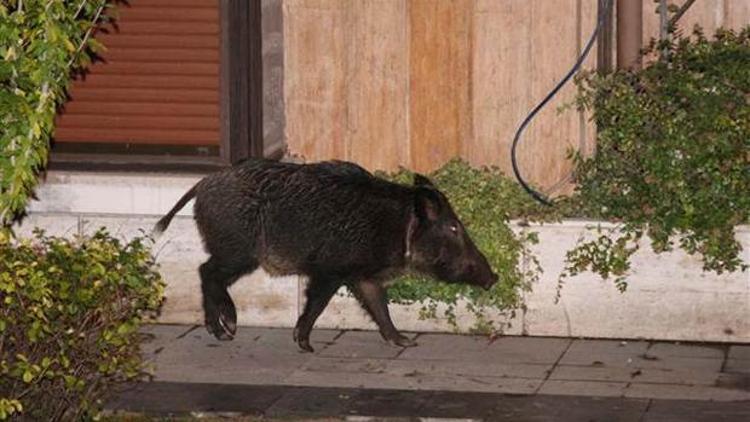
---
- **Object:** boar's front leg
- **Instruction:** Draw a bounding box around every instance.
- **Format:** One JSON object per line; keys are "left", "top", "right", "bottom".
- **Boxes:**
{"left": 351, "top": 280, "right": 417, "bottom": 348}
{"left": 199, "top": 257, "right": 254, "bottom": 341}
{"left": 294, "top": 277, "right": 342, "bottom": 353}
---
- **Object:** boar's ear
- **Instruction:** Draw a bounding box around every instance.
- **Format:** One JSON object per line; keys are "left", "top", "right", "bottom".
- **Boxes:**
{"left": 413, "top": 173, "right": 435, "bottom": 188}
{"left": 414, "top": 188, "right": 442, "bottom": 222}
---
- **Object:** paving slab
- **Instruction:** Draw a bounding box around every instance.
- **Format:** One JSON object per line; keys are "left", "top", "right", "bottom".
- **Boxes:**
{"left": 106, "top": 381, "right": 750, "bottom": 421}
{"left": 399, "top": 334, "right": 568, "bottom": 365}
{"left": 484, "top": 336, "right": 571, "bottom": 364}
{"left": 559, "top": 343, "right": 723, "bottom": 374}
{"left": 549, "top": 364, "right": 721, "bottom": 385}
{"left": 302, "top": 357, "right": 391, "bottom": 374}
{"left": 265, "top": 387, "right": 363, "bottom": 418}
{"left": 725, "top": 358, "right": 750, "bottom": 374}
{"left": 397, "top": 333, "right": 494, "bottom": 361}
{"left": 716, "top": 373, "right": 750, "bottom": 391}
{"left": 559, "top": 339, "right": 649, "bottom": 366}
{"left": 318, "top": 330, "right": 416, "bottom": 359}
{"left": 345, "top": 389, "right": 437, "bottom": 419}
{"left": 625, "top": 355, "right": 724, "bottom": 372}
{"left": 648, "top": 342, "right": 726, "bottom": 359}
{"left": 411, "top": 391, "right": 499, "bottom": 420}
{"left": 385, "top": 358, "right": 552, "bottom": 380}
{"left": 490, "top": 394, "right": 649, "bottom": 422}
{"left": 108, "top": 381, "right": 287, "bottom": 416}
{"left": 402, "top": 374, "right": 542, "bottom": 395}
{"left": 729, "top": 345, "right": 750, "bottom": 360}
{"left": 142, "top": 326, "right": 339, "bottom": 385}
{"left": 565, "top": 339, "right": 649, "bottom": 356}
{"left": 537, "top": 380, "right": 627, "bottom": 398}
{"left": 624, "top": 383, "right": 750, "bottom": 401}
{"left": 285, "top": 366, "right": 426, "bottom": 390}
{"left": 295, "top": 356, "right": 545, "bottom": 394}
{"left": 642, "top": 399, "right": 750, "bottom": 422}
{"left": 251, "top": 326, "right": 342, "bottom": 353}
{"left": 128, "top": 324, "right": 750, "bottom": 419}
{"left": 286, "top": 364, "right": 541, "bottom": 394}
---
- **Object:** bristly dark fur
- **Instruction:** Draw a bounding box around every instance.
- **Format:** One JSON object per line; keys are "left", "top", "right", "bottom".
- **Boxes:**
{"left": 155, "top": 158, "right": 497, "bottom": 352}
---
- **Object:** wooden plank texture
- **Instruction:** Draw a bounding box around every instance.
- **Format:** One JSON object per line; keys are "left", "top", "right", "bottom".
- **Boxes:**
{"left": 282, "top": 0, "right": 749, "bottom": 183}
{"left": 346, "top": 0, "right": 409, "bottom": 170}
{"left": 470, "top": 0, "right": 532, "bottom": 172}
{"left": 524, "top": 0, "right": 579, "bottom": 192}
{"left": 409, "top": 0, "right": 473, "bottom": 173}
{"left": 284, "top": 0, "right": 349, "bottom": 160}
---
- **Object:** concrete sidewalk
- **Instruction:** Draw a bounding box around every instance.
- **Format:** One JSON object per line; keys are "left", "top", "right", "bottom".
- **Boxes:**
{"left": 108, "top": 324, "right": 750, "bottom": 420}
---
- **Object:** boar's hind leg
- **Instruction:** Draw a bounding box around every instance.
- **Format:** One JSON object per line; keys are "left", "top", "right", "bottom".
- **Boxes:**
{"left": 199, "top": 257, "right": 256, "bottom": 341}
{"left": 294, "top": 277, "right": 342, "bottom": 353}
{"left": 351, "top": 281, "right": 417, "bottom": 348}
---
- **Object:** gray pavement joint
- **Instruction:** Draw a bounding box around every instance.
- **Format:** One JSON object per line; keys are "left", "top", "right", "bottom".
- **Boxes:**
{"left": 533, "top": 337, "right": 573, "bottom": 394}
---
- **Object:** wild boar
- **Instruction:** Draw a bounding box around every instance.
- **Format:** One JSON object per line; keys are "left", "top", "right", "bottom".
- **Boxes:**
{"left": 154, "top": 158, "right": 497, "bottom": 352}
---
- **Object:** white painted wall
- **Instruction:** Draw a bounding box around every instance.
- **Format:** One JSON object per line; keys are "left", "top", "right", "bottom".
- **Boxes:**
{"left": 21, "top": 172, "right": 750, "bottom": 343}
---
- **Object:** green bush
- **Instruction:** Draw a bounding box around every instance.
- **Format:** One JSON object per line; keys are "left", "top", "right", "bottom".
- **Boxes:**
{"left": 565, "top": 26, "right": 750, "bottom": 288}
{"left": 0, "top": 229, "right": 164, "bottom": 420}
{"left": 378, "top": 159, "right": 545, "bottom": 334}
{"left": 0, "top": 0, "right": 113, "bottom": 226}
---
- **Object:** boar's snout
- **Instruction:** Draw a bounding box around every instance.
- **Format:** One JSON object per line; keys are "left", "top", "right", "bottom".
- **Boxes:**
{"left": 463, "top": 257, "right": 498, "bottom": 290}
{"left": 483, "top": 271, "right": 499, "bottom": 290}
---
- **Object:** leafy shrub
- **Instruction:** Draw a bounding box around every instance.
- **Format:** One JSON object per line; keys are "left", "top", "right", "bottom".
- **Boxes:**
{"left": 0, "top": 229, "right": 164, "bottom": 420}
{"left": 0, "top": 0, "right": 113, "bottom": 226}
{"left": 379, "top": 159, "right": 544, "bottom": 334}
{"left": 565, "top": 27, "right": 750, "bottom": 288}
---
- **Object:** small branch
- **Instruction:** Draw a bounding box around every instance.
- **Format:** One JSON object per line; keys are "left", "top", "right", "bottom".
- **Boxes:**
{"left": 66, "top": 1, "right": 106, "bottom": 68}
{"left": 668, "top": 0, "right": 698, "bottom": 29}
{"left": 659, "top": 0, "right": 669, "bottom": 60}
{"left": 72, "top": 0, "right": 88, "bottom": 20}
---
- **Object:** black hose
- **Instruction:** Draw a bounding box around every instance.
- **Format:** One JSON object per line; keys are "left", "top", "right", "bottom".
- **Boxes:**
{"left": 510, "top": 0, "right": 613, "bottom": 206}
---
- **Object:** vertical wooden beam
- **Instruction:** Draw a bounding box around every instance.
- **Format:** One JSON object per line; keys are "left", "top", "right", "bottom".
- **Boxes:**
{"left": 617, "top": 0, "right": 642, "bottom": 70}
{"left": 409, "top": 0, "right": 473, "bottom": 173}
{"left": 248, "top": 0, "right": 264, "bottom": 159}
{"left": 220, "top": 0, "right": 263, "bottom": 164}
{"left": 596, "top": 0, "right": 614, "bottom": 73}
{"left": 283, "top": 1, "right": 348, "bottom": 163}
{"left": 346, "top": 0, "right": 409, "bottom": 170}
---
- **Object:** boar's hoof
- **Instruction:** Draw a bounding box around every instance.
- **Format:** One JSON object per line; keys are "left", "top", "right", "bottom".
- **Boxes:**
{"left": 297, "top": 339, "right": 315, "bottom": 353}
{"left": 206, "top": 314, "right": 236, "bottom": 341}
{"left": 293, "top": 327, "right": 315, "bottom": 353}
{"left": 386, "top": 335, "right": 417, "bottom": 348}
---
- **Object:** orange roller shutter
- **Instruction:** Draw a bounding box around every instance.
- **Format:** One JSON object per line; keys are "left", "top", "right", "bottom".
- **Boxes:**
{"left": 54, "top": 0, "right": 220, "bottom": 147}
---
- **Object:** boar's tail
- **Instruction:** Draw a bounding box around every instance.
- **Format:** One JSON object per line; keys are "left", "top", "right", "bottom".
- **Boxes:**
{"left": 152, "top": 184, "right": 198, "bottom": 236}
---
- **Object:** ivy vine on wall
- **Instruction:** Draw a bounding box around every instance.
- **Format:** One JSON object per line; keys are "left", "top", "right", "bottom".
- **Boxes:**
{"left": 0, "top": 0, "right": 113, "bottom": 226}
{"left": 562, "top": 27, "right": 750, "bottom": 289}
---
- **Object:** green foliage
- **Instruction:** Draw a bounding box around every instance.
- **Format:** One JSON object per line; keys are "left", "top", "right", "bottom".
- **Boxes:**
{"left": 566, "top": 27, "right": 750, "bottom": 288}
{"left": 0, "top": 0, "right": 113, "bottom": 226}
{"left": 378, "top": 159, "right": 543, "bottom": 334}
{"left": 0, "top": 229, "right": 164, "bottom": 420}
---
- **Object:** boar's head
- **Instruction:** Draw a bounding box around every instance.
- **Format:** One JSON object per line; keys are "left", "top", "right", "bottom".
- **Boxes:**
{"left": 407, "top": 174, "right": 499, "bottom": 290}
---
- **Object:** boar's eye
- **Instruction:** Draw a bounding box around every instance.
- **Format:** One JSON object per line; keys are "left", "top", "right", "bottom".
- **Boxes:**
{"left": 449, "top": 224, "right": 459, "bottom": 234}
